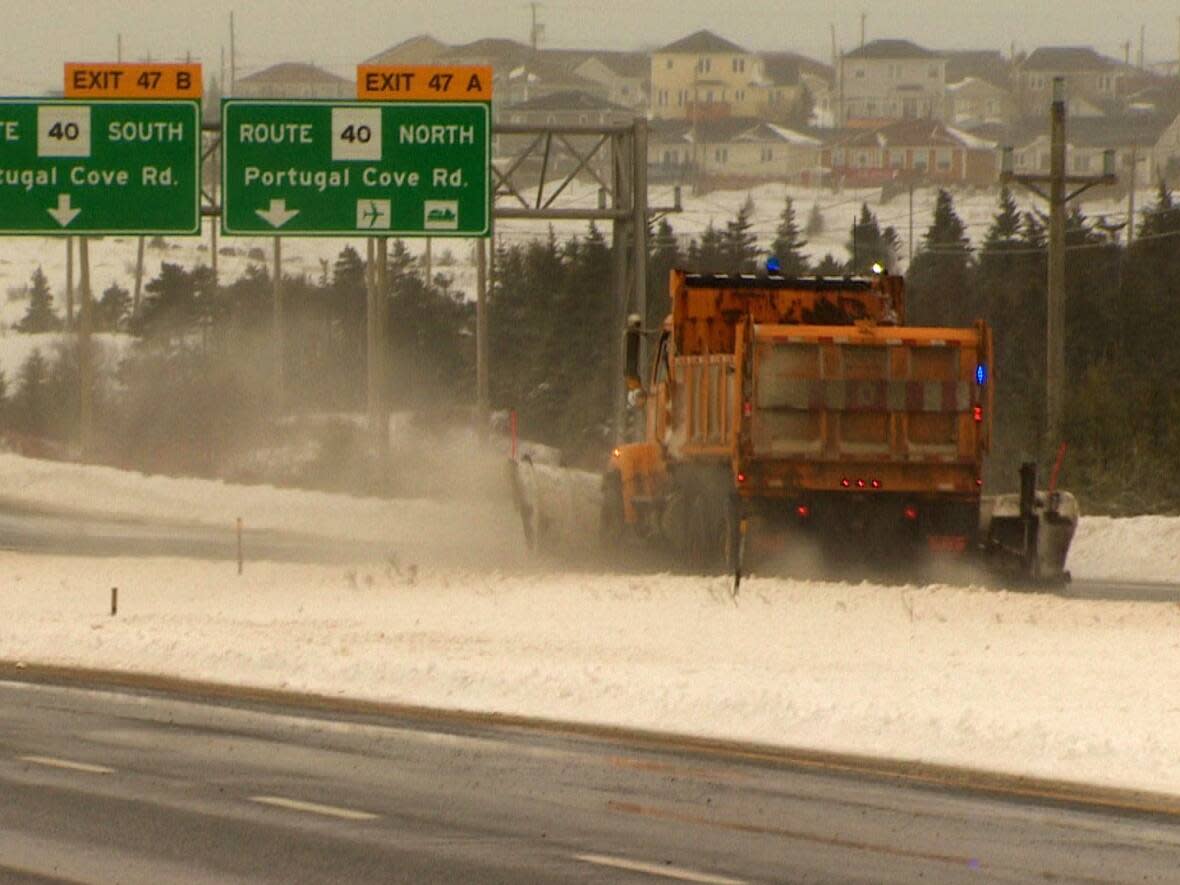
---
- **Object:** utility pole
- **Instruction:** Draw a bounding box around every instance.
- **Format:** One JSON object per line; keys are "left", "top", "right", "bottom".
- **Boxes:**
{"left": 78, "top": 238, "right": 93, "bottom": 458}
{"left": 528, "top": 2, "right": 544, "bottom": 52}
{"left": 273, "top": 237, "right": 283, "bottom": 406}
{"left": 367, "top": 237, "right": 388, "bottom": 457}
{"left": 229, "top": 11, "right": 237, "bottom": 94}
{"left": 65, "top": 238, "right": 74, "bottom": 328}
{"left": 1001, "top": 77, "right": 1116, "bottom": 454}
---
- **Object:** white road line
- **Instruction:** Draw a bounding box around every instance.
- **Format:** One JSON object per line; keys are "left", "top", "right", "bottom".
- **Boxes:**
{"left": 249, "top": 795, "right": 378, "bottom": 821}
{"left": 573, "top": 853, "right": 747, "bottom": 884}
{"left": 19, "top": 755, "right": 114, "bottom": 775}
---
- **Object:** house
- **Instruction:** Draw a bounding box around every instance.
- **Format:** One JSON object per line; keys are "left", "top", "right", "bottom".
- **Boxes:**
{"left": 946, "top": 77, "right": 1015, "bottom": 128}
{"left": 363, "top": 35, "right": 449, "bottom": 65}
{"left": 649, "top": 117, "right": 823, "bottom": 188}
{"left": 1010, "top": 114, "right": 1171, "bottom": 188}
{"left": 501, "top": 89, "right": 633, "bottom": 127}
{"left": 498, "top": 58, "right": 607, "bottom": 107}
{"left": 574, "top": 53, "right": 650, "bottom": 111}
{"left": 838, "top": 39, "right": 947, "bottom": 125}
{"left": 232, "top": 62, "right": 352, "bottom": 99}
{"left": 821, "top": 119, "right": 996, "bottom": 187}
{"left": 1015, "top": 47, "right": 1128, "bottom": 118}
{"left": 649, "top": 30, "right": 768, "bottom": 121}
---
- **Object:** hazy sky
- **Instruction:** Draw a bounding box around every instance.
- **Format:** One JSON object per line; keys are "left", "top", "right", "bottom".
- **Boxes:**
{"left": 5, "top": 0, "right": 1179, "bottom": 93}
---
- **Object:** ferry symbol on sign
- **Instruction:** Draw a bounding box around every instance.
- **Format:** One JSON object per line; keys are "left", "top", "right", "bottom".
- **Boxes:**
{"left": 357, "top": 198, "right": 391, "bottom": 230}
{"left": 423, "top": 200, "right": 458, "bottom": 231}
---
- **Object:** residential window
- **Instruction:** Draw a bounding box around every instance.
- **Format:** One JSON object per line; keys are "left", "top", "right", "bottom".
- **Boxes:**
{"left": 935, "top": 148, "right": 952, "bottom": 171}
{"left": 889, "top": 149, "right": 905, "bottom": 168}
{"left": 697, "top": 57, "right": 711, "bottom": 73}
{"left": 677, "top": 89, "right": 685, "bottom": 106}
{"left": 715, "top": 147, "right": 728, "bottom": 163}
{"left": 706, "top": 90, "right": 714, "bottom": 103}
{"left": 663, "top": 149, "right": 678, "bottom": 164}
{"left": 855, "top": 151, "right": 870, "bottom": 168}
{"left": 735, "top": 89, "right": 745, "bottom": 102}
{"left": 761, "top": 147, "right": 774, "bottom": 162}
{"left": 928, "top": 65, "right": 939, "bottom": 78}
{"left": 666, "top": 59, "right": 673, "bottom": 69}
{"left": 866, "top": 100, "right": 877, "bottom": 115}
{"left": 854, "top": 67, "right": 865, "bottom": 79}
{"left": 732, "top": 57, "right": 745, "bottom": 73}
{"left": 658, "top": 89, "right": 668, "bottom": 106}
{"left": 833, "top": 148, "right": 845, "bottom": 165}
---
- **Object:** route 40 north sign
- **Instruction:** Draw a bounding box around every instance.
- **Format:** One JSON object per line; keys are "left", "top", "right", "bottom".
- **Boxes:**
{"left": 221, "top": 100, "right": 490, "bottom": 237}
{"left": 0, "top": 100, "right": 200, "bottom": 235}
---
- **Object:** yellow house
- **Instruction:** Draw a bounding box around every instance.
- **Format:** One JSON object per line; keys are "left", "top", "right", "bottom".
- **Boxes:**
{"left": 650, "top": 30, "right": 770, "bottom": 121}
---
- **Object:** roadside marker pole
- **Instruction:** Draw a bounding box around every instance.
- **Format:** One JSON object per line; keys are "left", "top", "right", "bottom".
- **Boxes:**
{"left": 110, "top": 587, "right": 117, "bottom": 616}
{"left": 236, "top": 518, "right": 243, "bottom": 575}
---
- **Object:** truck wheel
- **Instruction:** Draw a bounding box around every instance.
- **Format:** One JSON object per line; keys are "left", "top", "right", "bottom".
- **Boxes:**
{"left": 686, "top": 488, "right": 737, "bottom": 574}
{"left": 600, "top": 472, "right": 625, "bottom": 550}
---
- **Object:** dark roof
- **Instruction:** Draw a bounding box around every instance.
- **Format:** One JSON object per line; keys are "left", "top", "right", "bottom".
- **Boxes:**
{"left": 1022, "top": 47, "right": 1119, "bottom": 72}
{"left": 506, "top": 89, "right": 631, "bottom": 112}
{"left": 1008, "top": 113, "right": 1171, "bottom": 147}
{"left": 236, "top": 62, "right": 349, "bottom": 85}
{"left": 442, "top": 38, "right": 533, "bottom": 67}
{"left": 761, "top": 51, "right": 832, "bottom": 86}
{"left": 657, "top": 30, "right": 747, "bottom": 54}
{"left": 539, "top": 49, "right": 650, "bottom": 79}
{"left": 943, "top": 49, "right": 1012, "bottom": 89}
{"left": 826, "top": 119, "right": 981, "bottom": 149}
{"left": 363, "top": 35, "right": 448, "bottom": 65}
{"left": 844, "top": 39, "right": 939, "bottom": 61}
{"left": 649, "top": 116, "right": 823, "bottom": 145}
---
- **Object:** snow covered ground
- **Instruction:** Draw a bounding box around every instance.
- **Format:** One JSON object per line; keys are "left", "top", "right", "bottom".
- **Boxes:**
{"left": 1, "top": 451, "right": 1180, "bottom": 796}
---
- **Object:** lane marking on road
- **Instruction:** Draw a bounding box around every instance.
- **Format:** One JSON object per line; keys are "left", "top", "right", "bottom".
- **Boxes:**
{"left": 573, "top": 853, "right": 746, "bottom": 884}
{"left": 249, "top": 795, "right": 378, "bottom": 821}
{"left": 607, "top": 800, "right": 979, "bottom": 868}
{"left": 18, "top": 755, "right": 115, "bottom": 775}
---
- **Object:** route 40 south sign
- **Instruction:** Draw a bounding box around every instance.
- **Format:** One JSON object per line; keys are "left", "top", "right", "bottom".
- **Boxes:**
{"left": 0, "top": 100, "right": 200, "bottom": 235}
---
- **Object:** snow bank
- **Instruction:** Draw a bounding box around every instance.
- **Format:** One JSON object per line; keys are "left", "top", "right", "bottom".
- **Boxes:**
{"left": 1069, "top": 515, "right": 1180, "bottom": 584}
{"left": 0, "top": 449, "right": 527, "bottom": 569}
{"left": 3, "top": 555, "right": 1180, "bottom": 796}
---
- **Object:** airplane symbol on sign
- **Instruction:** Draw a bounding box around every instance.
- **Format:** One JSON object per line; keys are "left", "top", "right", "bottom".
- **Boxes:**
{"left": 356, "top": 198, "right": 391, "bottom": 230}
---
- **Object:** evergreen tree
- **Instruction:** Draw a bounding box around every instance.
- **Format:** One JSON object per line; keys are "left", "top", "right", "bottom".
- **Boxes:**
{"left": 647, "top": 217, "right": 682, "bottom": 329}
{"left": 95, "top": 282, "right": 131, "bottom": 332}
{"left": 690, "top": 221, "right": 726, "bottom": 273}
{"left": 16, "top": 267, "right": 61, "bottom": 333}
{"left": 13, "top": 348, "right": 49, "bottom": 435}
{"left": 132, "top": 263, "right": 214, "bottom": 343}
{"left": 805, "top": 202, "right": 825, "bottom": 237}
{"left": 906, "top": 188, "right": 974, "bottom": 326}
{"left": 846, "top": 204, "right": 896, "bottom": 274}
{"left": 813, "top": 253, "right": 844, "bottom": 276}
{"left": 721, "top": 195, "right": 761, "bottom": 271}
{"left": 770, "top": 197, "right": 809, "bottom": 276}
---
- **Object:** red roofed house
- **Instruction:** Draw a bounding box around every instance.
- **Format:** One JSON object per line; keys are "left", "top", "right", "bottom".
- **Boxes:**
{"left": 822, "top": 119, "right": 996, "bottom": 187}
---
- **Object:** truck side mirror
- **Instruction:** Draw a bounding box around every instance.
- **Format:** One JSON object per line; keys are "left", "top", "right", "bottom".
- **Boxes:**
{"left": 624, "top": 315, "right": 642, "bottom": 390}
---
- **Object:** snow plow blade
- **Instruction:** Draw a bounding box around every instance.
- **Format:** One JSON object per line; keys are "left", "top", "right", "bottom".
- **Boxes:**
{"left": 979, "top": 463, "right": 1078, "bottom": 586}
{"left": 507, "top": 456, "right": 602, "bottom": 557}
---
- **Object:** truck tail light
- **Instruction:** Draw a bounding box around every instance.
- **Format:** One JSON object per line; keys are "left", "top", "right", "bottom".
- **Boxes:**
{"left": 796, "top": 504, "right": 811, "bottom": 519}
{"left": 903, "top": 505, "right": 919, "bottom": 521}
{"left": 973, "top": 406, "right": 983, "bottom": 423}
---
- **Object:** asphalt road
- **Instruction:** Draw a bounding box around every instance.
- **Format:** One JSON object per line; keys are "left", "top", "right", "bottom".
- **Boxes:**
{"left": 1, "top": 499, "right": 1177, "bottom": 603}
{"left": 2, "top": 678, "right": 1180, "bottom": 884}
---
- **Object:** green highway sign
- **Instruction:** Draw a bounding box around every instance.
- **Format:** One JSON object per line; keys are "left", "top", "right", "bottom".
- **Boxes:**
{"left": 0, "top": 100, "right": 200, "bottom": 235}
{"left": 221, "top": 100, "right": 489, "bottom": 237}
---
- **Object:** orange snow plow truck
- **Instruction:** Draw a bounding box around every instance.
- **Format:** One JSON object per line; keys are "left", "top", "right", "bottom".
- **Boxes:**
{"left": 512, "top": 268, "right": 1077, "bottom": 584}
